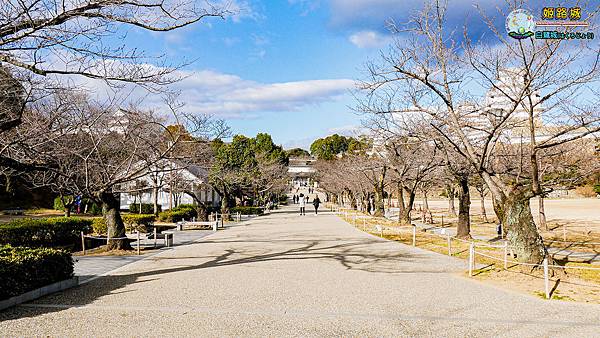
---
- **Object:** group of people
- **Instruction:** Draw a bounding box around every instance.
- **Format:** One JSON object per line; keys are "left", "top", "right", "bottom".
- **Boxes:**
{"left": 292, "top": 193, "right": 320, "bottom": 215}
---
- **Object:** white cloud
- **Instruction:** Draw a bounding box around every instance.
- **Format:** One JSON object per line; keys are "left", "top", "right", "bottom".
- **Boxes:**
{"left": 170, "top": 71, "right": 354, "bottom": 117}
{"left": 70, "top": 68, "right": 354, "bottom": 119}
{"left": 349, "top": 30, "right": 392, "bottom": 48}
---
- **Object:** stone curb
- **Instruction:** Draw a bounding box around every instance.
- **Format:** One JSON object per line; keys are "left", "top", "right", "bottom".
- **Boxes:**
{"left": 0, "top": 277, "right": 79, "bottom": 311}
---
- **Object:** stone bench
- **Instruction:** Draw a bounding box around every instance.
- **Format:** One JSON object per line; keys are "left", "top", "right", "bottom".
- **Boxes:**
{"left": 176, "top": 220, "right": 219, "bottom": 231}
{"left": 1, "top": 208, "right": 24, "bottom": 215}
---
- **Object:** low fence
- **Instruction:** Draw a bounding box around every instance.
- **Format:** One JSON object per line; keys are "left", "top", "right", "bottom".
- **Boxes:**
{"left": 335, "top": 208, "right": 600, "bottom": 300}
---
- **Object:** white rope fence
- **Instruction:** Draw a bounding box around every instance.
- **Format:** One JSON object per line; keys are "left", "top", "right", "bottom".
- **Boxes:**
{"left": 337, "top": 211, "right": 600, "bottom": 300}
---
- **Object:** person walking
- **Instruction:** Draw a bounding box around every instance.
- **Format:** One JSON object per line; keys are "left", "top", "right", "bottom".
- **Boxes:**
{"left": 312, "top": 195, "right": 321, "bottom": 215}
{"left": 299, "top": 193, "right": 306, "bottom": 215}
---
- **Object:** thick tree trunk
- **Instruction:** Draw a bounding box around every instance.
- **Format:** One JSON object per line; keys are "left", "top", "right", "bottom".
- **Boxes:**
{"left": 502, "top": 187, "right": 546, "bottom": 263}
{"left": 538, "top": 196, "right": 547, "bottom": 231}
{"left": 64, "top": 207, "right": 71, "bottom": 217}
{"left": 399, "top": 188, "right": 415, "bottom": 225}
{"left": 422, "top": 191, "right": 429, "bottom": 211}
{"left": 100, "top": 191, "right": 131, "bottom": 250}
{"left": 220, "top": 193, "right": 230, "bottom": 214}
{"left": 456, "top": 176, "right": 471, "bottom": 239}
{"left": 196, "top": 203, "right": 209, "bottom": 221}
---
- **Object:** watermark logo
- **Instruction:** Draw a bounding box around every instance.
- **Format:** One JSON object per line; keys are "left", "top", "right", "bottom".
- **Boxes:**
{"left": 506, "top": 9, "right": 536, "bottom": 39}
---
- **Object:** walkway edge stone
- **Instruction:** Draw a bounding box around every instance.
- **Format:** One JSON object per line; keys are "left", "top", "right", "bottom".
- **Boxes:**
{"left": 0, "top": 277, "right": 79, "bottom": 311}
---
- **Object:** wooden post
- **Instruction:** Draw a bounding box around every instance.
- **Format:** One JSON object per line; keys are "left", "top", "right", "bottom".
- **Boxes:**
{"left": 441, "top": 215, "right": 444, "bottom": 228}
{"left": 447, "top": 234, "right": 451, "bottom": 256}
{"left": 137, "top": 231, "right": 141, "bottom": 256}
{"left": 469, "top": 242, "right": 474, "bottom": 276}
{"left": 412, "top": 225, "right": 416, "bottom": 246}
{"left": 154, "top": 228, "right": 157, "bottom": 248}
{"left": 503, "top": 241, "right": 508, "bottom": 269}
{"left": 543, "top": 258, "right": 550, "bottom": 299}
{"left": 81, "top": 231, "right": 86, "bottom": 255}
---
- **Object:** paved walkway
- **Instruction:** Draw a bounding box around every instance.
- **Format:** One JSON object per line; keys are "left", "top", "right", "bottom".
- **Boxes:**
{"left": 2, "top": 206, "right": 600, "bottom": 337}
{"left": 75, "top": 228, "right": 217, "bottom": 283}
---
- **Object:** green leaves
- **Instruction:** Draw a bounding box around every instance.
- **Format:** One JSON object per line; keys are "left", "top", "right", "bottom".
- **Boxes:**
{"left": 310, "top": 134, "right": 369, "bottom": 160}
{"left": 0, "top": 218, "right": 93, "bottom": 248}
{"left": 0, "top": 245, "right": 73, "bottom": 300}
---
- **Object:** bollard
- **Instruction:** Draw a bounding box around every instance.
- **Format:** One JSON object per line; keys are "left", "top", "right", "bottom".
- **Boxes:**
{"left": 447, "top": 234, "right": 451, "bottom": 256}
{"left": 81, "top": 231, "right": 86, "bottom": 255}
{"left": 543, "top": 258, "right": 550, "bottom": 299}
{"left": 468, "top": 242, "right": 475, "bottom": 276}
{"left": 154, "top": 228, "right": 157, "bottom": 248}
{"left": 136, "top": 231, "right": 141, "bottom": 256}
{"left": 412, "top": 225, "right": 416, "bottom": 246}
{"left": 503, "top": 241, "right": 508, "bottom": 269}
{"left": 213, "top": 220, "right": 217, "bottom": 232}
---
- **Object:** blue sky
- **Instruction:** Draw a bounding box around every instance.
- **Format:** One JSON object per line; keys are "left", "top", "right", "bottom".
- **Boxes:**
{"left": 106, "top": 0, "right": 592, "bottom": 149}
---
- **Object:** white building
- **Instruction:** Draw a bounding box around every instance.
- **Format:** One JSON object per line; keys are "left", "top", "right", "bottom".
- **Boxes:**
{"left": 119, "top": 160, "right": 221, "bottom": 210}
{"left": 288, "top": 157, "right": 316, "bottom": 187}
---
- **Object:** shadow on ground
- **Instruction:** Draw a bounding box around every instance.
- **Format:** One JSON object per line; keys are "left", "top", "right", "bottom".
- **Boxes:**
{"left": 0, "top": 234, "right": 439, "bottom": 321}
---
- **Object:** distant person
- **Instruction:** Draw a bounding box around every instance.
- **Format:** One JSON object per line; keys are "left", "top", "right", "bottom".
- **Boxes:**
{"left": 312, "top": 195, "right": 321, "bottom": 215}
{"left": 299, "top": 193, "right": 306, "bottom": 215}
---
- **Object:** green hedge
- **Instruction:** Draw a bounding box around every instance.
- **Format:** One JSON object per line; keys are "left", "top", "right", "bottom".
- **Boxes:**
{"left": 230, "top": 206, "right": 264, "bottom": 215}
{"left": 0, "top": 217, "right": 92, "bottom": 248}
{"left": 122, "top": 214, "right": 155, "bottom": 232}
{"left": 91, "top": 218, "right": 107, "bottom": 235}
{"left": 129, "top": 203, "right": 161, "bottom": 214}
{"left": 0, "top": 245, "right": 74, "bottom": 300}
{"left": 158, "top": 204, "right": 197, "bottom": 223}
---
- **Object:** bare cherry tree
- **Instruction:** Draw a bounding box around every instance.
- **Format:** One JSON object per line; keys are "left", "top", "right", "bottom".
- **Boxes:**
{"left": 357, "top": 0, "right": 600, "bottom": 263}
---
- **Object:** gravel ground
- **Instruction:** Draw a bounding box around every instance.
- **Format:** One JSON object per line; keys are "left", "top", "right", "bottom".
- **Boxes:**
{"left": 1, "top": 207, "right": 600, "bottom": 337}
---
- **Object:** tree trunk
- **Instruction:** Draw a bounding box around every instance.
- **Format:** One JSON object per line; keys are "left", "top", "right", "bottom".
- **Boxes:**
{"left": 422, "top": 191, "right": 429, "bottom": 211}
{"left": 502, "top": 187, "right": 546, "bottom": 264}
{"left": 373, "top": 184, "right": 385, "bottom": 217}
{"left": 446, "top": 185, "right": 456, "bottom": 215}
{"left": 456, "top": 175, "right": 471, "bottom": 239}
{"left": 397, "top": 182, "right": 405, "bottom": 222}
{"left": 479, "top": 190, "right": 489, "bottom": 223}
{"left": 153, "top": 186, "right": 159, "bottom": 216}
{"left": 196, "top": 203, "right": 209, "bottom": 221}
{"left": 221, "top": 193, "right": 230, "bottom": 214}
{"left": 538, "top": 196, "right": 547, "bottom": 231}
{"left": 399, "top": 188, "right": 415, "bottom": 225}
{"left": 100, "top": 191, "right": 131, "bottom": 250}
{"left": 64, "top": 207, "right": 71, "bottom": 218}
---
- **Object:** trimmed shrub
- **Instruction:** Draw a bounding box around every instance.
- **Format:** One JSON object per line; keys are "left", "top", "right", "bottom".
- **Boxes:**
{"left": 0, "top": 217, "right": 92, "bottom": 249}
{"left": 157, "top": 204, "right": 198, "bottom": 223}
{"left": 230, "top": 206, "right": 264, "bottom": 215}
{"left": 129, "top": 203, "right": 161, "bottom": 214}
{"left": 91, "top": 218, "right": 107, "bottom": 235}
{"left": 122, "top": 214, "right": 155, "bottom": 232}
{"left": 158, "top": 210, "right": 189, "bottom": 223}
{"left": 0, "top": 245, "right": 74, "bottom": 300}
